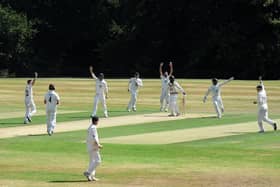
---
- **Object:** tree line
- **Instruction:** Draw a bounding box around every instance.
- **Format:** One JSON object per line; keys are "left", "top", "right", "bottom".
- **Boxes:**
{"left": 0, "top": 0, "right": 280, "bottom": 79}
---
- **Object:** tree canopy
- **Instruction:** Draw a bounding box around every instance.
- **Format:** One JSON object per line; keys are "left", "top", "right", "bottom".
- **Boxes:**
{"left": 0, "top": 0, "right": 280, "bottom": 79}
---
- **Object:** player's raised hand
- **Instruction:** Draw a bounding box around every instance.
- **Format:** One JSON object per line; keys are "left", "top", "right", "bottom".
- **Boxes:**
{"left": 34, "top": 72, "right": 38, "bottom": 78}
{"left": 160, "top": 62, "right": 164, "bottom": 66}
{"left": 89, "top": 66, "right": 93, "bottom": 73}
{"left": 169, "top": 61, "right": 173, "bottom": 66}
{"left": 259, "top": 76, "right": 262, "bottom": 81}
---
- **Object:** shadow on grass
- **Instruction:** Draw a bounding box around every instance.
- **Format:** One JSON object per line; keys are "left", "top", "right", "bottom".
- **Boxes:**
{"left": 28, "top": 134, "right": 48, "bottom": 137}
{"left": 0, "top": 122, "right": 22, "bottom": 125}
{"left": 49, "top": 180, "right": 88, "bottom": 183}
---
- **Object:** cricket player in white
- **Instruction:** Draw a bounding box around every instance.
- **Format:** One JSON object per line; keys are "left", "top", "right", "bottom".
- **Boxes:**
{"left": 44, "top": 84, "right": 60, "bottom": 136}
{"left": 159, "top": 62, "right": 173, "bottom": 112}
{"left": 24, "top": 72, "right": 38, "bottom": 124}
{"left": 254, "top": 76, "right": 277, "bottom": 133}
{"left": 203, "top": 77, "right": 234, "bottom": 118}
{"left": 168, "top": 76, "right": 186, "bottom": 116}
{"left": 84, "top": 116, "right": 102, "bottom": 182}
{"left": 127, "top": 72, "right": 143, "bottom": 112}
{"left": 89, "top": 66, "right": 108, "bottom": 118}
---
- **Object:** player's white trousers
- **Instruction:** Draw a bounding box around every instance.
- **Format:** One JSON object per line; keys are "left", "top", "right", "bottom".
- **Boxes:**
{"left": 86, "top": 144, "right": 101, "bottom": 177}
{"left": 128, "top": 91, "right": 138, "bottom": 111}
{"left": 169, "top": 94, "right": 180, "bottom": 115}
{"left": 160, "top": 89, "right": 169, "bottom": 110}
{"left": 258, "top": 107, "right": 275, "bottom": 131}
{"left": 212, "top": 96, "right": 224, "bottom": 118}
{"left": 25, "top": 99, "right": 36, "bottom": 119}
{"left": 92, "top": 94, "right": 107, "bottom": 117}
{"left": 46, "top": 110, "right": 56, "bottom": 133}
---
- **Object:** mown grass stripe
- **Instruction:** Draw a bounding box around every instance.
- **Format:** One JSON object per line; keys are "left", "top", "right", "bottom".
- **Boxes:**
{"left": 97, "top": 114, "right": 280, "bottom": 138}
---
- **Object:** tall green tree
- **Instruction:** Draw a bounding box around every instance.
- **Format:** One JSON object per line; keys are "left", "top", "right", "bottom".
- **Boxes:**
{"left": 0, "top": 5, "right": 35, "bottom": 74}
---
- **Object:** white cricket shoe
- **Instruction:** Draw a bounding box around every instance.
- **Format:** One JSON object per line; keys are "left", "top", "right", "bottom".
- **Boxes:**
{"left": 83, "top": 171, "right": 93, "bottom": 181}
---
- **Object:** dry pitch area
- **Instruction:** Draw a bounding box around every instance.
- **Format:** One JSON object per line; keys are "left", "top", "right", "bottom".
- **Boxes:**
{"left": 1, "top": 112, "right": 279, "bottom": 145}
{"left": 0, "top": 113, "right": 213, "bottom": 139}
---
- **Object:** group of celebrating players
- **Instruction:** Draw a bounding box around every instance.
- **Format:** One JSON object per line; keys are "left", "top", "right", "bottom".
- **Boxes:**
{"left": 24, "top": 63, "right": 277, "bottom": 135}
{"left": 22, "top": 63, "right": 277, "bottom": 181}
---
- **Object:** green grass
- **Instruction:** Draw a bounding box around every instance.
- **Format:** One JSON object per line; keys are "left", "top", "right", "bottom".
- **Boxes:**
{"left": 0, "top": 120, "right": 280, "bottom": 186}
{"left": 1, "top": 78, "right": 280, "bottom": 186}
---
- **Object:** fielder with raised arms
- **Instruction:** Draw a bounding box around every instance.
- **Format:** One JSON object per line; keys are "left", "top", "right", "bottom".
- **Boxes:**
{"left": 44, "top": 84, "right": 60, "bottom": 136}
{"left": 127, "top": 72, "right": 143, "bottom": 112}
{"left": 203, "top": 77, "right": 234, "bottom": 118}
{"left": 159, "top": 62, "right": 173, "bottom": 112}
{"left": 24, "top": 72, "right": 38, "bottom": 124}
{"left": 254, "top": 76, "right": 277, "bottom": 133}
{"left": 89, "top": 66, "right": 108, "bottom": 118}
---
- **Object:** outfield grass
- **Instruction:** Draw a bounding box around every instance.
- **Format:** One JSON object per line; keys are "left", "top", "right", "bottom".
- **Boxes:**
{"left": 0, "top": 78, "right": 280, "bottom": 186}
{"left": 0, "top": 116, "right": 280, "bottom": 186}
{"left": 1, "top": 78, "right": 280, "bottom": 115}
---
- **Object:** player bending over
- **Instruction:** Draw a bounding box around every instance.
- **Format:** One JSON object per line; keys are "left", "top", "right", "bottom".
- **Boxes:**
{"left": 127, "top": 72, "right": 143, "bottom": 112}
{"left": 168, "top": 75, "right": 186, "bottom": 116}
{"left": 203, "top": 77, "right": 234, "bottom": 118}
{"left": 159, "top": 62, "right": 173, "bottom": 112}
{"left": 84, "top": 116, "right": 103, "bottom": 182}
{"left": 89, "top": 66, "right": 109, "bottom": 118}
{"left": 254, "top": 76, "right": 277, "bottom": 133}
{"left": 24, "top": 72, "right": 38, "bottom": 124}
{"left": 44, "top": 84, "right": 60, "bottom": 136}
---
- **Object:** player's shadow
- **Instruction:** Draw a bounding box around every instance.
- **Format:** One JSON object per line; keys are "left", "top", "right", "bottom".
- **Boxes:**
{"left": 49, "top": 180, "right": 88, "bottom": 183}
{"left": 28, "top": 134, "right": 48, "bottom": 137}
{"left": 0, "top": 122, "right": 22, "bottom": 125}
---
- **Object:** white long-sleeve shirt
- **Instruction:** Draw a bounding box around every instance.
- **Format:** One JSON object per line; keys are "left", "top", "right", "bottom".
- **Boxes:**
{"left": 168, "top": 81, "right": 185, "bottom": 94}
{"left": 129, "top": 77, "right": 143, "bottom": 92}
{"left": 87, "top": 124, "right": 100, "bottom": 150}
{"left": 160, "top": 75, "right": 170, "bottom": 91}
{"left": 204, "top": 78, "right": 233, "bottom": 99}
{"left": 257, "top": 81, "right": 268, "bottom": 109}
{"left": 90, "top": 72, "right": 108, "bottom": 96}
{"left": 44, "top": 90, "right": 60, "bottom": 112}
{"left": 95, "top": 79, "right": 108, "bottom": 96}
{"left": 25, "top": 83, "right": 33, "bottom": 101}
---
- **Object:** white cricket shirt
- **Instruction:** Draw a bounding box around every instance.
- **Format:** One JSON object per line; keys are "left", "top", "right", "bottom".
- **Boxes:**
{"left": 44, "top": 90, "right": 60, "bottom": 112}
{"left": 129, "top": 77, "right": 143, "bottom": 92}
{"left": 25, "top": 83, "right": 33, "bottom": 100}
{"left": 87, "top": 124, "right": 100, "bottom": 150}
{"left": 95, "top": 79, "right": 108, "bottom": 95}
{"left": 168, "top": 81, "right": 184, "bottom": 94}
{"left": 160, "top": 75, "right": 170, "bottom": 91}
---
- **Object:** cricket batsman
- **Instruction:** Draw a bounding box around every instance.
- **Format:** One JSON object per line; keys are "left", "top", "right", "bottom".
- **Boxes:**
{"left": 127, "top": 72, "right": 143, "bottom": 112}
{"left": 159, "top": 62, "right": 173, "bottom": 112}
{"left": 203, "top": 77, "right": 234, "bottom": 118}
{"left": 24, "top": 72, "right": 38, "bottom": 124}
{"left": 44, "top": 84, "right": 60, "bottom": 136}
{"left": 168, "top": 75, "right": 186, "bottom": 116}
{"left": 254, "top": 76, "right": 277, "bottom": 133}
{"left": 89, "top": 66, "right": 109, "bottom": 118}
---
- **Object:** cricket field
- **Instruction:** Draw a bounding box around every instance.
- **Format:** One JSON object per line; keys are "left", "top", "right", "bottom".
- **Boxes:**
{"left": 0, "top": 78, "right": 280, "bottom": 187}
